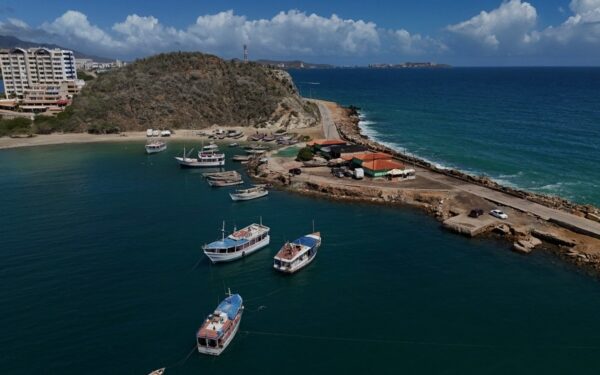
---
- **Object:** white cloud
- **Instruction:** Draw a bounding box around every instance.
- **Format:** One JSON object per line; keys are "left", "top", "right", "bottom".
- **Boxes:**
{"left": 446, "top": 0, "right": 537, "bottom": 50}
{"left": 2, "top": 2, "right": 600, "bottom": 65}
{"left": 41, "top": 10, "right": 121, "bottom": 49}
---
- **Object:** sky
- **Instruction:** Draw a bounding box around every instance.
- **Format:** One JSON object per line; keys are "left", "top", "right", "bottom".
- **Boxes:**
{"left": 1, "top": 0, "right": 600, "bottom": 66}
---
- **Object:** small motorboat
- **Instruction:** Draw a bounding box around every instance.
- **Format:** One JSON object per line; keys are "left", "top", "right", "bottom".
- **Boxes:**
{"left": 145, "top": 140, "right": 167, "bottom": 154}
{"left": 148, "top": 368, "right": 165, "bottom": 375}
{"left": 229, "top": 186, "right": 268, "bottom": 201}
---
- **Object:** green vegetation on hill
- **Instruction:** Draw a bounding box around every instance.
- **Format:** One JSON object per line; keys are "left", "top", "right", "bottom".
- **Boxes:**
{"left": 67, "top": 52, "right": 319, "bottom": 133}
{"left": 77, "top": 70, "right": 95, "bottom": 81}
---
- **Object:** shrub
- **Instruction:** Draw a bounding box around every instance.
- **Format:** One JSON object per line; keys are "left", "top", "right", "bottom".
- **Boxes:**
{"left": 0, "top": 117, "right": 33, "bottom": 137}
{"left": 296, "top": 147, "right": 314, "bottom": 161}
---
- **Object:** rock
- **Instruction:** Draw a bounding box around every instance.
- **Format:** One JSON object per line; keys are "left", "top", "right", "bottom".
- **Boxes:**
{"left": 494, "top": 224, "right": 511, "bottom": 235}
{"left": 531, "top": 229, "right": 576, "bottom": 247}
{"left": 513, "top": 242, "right": 532, "bottom": 254}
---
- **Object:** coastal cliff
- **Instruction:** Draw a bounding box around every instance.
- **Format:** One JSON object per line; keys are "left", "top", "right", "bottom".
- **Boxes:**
{"left": 67, "top": 52, "right": 319, "bottom": 132}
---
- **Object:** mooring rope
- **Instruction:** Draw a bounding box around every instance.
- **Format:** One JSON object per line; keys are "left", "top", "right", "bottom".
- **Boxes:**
{"left": 240, "top": 330, "right": 600, "bottom": 351}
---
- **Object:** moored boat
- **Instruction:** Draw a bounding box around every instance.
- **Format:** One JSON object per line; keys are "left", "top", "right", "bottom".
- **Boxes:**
{"left": 229, "top": 142, "right": 239, "bottom": 147}
{"left": 175, "top": 148, "right": 225, "bottom": 167}
{"left": 148, "top": 368, "right": 165, "bottom": 375}
{"left": 207, "top": 179, "right": 243, "bottom": 187}
{"left": 273, "top": 232, "right": 321, "bottom": 274}
{"left": 203, "top": 221, "right": 270, "bottom": 263}
{"left": 196, "top": 291, "right": 244, "bottom": 356}
{"left": 232, "top": 155, "right": 252, "bottom": 162}
{"left": 145, "top": 140, "right": 167, "bottom": 154}
{"left": 229, "top": 186, "right": 268, "bottom": 201}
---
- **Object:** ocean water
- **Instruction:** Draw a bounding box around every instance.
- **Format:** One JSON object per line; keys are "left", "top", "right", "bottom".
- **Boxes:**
{"left": 290, "top": 68, "right": 600, "bottom": 206}
{"left": 3, "top": 143, "right": 600, "bottom": 374}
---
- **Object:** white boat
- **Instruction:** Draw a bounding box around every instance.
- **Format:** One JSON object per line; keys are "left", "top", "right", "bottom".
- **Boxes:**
{"left": 175, "top": 148, "right": 225, "bottom": 167}
{"left": 208, "top": 179, "right": 243, "bottom": 187}
{"left": 203, "top": 143, "right": 219, "bottom": 151}
{"left": 145, "top": 140, "right": 167, "bottom": 154}
{"left": 148, "top": 368, "right": 165, "bottom": 375}
{"left": 229, "top": 186, "right": 268, "bottom": 201}
{"left": 273, "top": 232, "right": 321, "bottom": 274}
{"left": 229, "top": 143, "right": 239, "bottom": 147}
{"left": 203, "top": 221, "right": 270, "bottom": 263}
{"left": 196, "top": 291, "right": 243, "bottom": 356}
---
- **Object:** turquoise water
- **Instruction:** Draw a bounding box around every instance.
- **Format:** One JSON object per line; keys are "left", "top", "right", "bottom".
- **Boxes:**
{"left": 290, "top": 68, "right": 600, "bottom": 206}
{"left": 3, "top": 142, "right": 600, "bottom": 374}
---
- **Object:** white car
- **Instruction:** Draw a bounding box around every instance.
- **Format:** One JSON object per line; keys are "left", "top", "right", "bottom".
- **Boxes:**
{"left": 490, "top": 209, "right": 508, "bottom": 219}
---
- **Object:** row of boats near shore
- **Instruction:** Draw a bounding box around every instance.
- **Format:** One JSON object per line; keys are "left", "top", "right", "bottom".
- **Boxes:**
{"left": 147, "top": 140, "right": 322, "bottom": 374}
{"left": 195, "top": 220, "right": 322, "bottom": 357}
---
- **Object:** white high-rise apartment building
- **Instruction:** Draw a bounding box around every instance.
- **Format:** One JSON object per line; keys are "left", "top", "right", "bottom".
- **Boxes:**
{"left": 0, "top": 47, "right": 78, "bottom": 99}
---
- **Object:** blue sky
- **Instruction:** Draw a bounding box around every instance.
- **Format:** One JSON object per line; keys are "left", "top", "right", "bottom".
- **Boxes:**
{"left": 1, "top": 0, "right": 600, "bottom": 65}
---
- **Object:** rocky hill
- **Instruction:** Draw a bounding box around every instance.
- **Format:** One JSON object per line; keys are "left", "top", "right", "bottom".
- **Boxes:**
{"left": 68, "top": 52, "right": 320, "bottom": 132}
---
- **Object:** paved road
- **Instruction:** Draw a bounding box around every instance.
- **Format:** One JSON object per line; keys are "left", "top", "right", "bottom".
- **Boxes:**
{"left": 417, "top": 169, "right": 600, "bottom": 239}
{"left": 304, "top": 99, "right": 600, "bottom": 239}
{"left": 314, "top": 101, "right": 340, "bottom": 139}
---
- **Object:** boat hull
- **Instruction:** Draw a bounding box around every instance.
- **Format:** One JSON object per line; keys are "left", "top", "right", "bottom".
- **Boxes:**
{"left": 229, "top": 190, "right": 268, "bottom": 201}
{"left": 175, "top": 157, "right": 225, "bottom": 168}
{"left": 145, "top": 144, "right": 167, "bottom": 154}
{"left": 204, "top": 236, "right": 270, "bottom": 263}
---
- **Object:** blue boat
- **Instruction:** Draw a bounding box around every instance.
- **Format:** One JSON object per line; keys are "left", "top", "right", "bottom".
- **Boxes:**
{"left": 196, "top": 292, "right": 244, "bottom": 356}
{"left": 273, "top": 232, "right": 322, "bottom": 274}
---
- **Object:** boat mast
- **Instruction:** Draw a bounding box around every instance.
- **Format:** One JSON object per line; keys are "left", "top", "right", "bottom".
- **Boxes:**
{"left": 222, "top": 221, "right": 225, "bottom": 241}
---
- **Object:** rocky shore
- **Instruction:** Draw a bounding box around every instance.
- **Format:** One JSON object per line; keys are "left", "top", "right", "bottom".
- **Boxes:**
{"left": 247, "top": 100, "right": 600, "bottom": 277}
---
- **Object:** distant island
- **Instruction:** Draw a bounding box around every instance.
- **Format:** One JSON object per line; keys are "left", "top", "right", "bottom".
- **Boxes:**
{"left": 253, "top": 59, "right": 335, "bottom": 69}
{"left": 368, "top": 62, "right": 451, "bottom": 69}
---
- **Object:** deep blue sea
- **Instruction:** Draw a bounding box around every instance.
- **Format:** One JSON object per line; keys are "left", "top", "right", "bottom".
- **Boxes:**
{"left": 3, "top": 143, "right": 600, "bottom": 374}
{"left": 290, "top": 68, "right": 600, "bottom": 206}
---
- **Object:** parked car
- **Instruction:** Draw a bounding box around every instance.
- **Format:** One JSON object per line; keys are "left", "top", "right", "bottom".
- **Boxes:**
{"left": 490, "top": 209, "right": 508, "bottom": 219}
{"left": 468, "top": 208, "right": 484, "bottom": 218}
{"left": 335, "top": 171, "right": 345, "bottom": 178}
{"left": 289, "top": 168, "right": 302, "bottom": 175}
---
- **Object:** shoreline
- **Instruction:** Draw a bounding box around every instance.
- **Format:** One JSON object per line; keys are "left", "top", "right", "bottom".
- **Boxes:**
{"left": 250, "top": 99, "right": 600, "bottom": 276}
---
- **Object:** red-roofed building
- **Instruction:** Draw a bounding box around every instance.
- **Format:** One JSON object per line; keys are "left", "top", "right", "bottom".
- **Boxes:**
{"left": 360, "top": 159, "right": 407, "bottom": 177}
{"left": 307, "top": 139, "right": 347, "bottom": 149}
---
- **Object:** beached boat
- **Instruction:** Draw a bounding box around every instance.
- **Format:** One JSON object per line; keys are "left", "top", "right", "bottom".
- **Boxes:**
{"left": 263, "top": 135, "right": 275, "bottom": 142}
{"left": 227, "top": 130, "right": 244, "bottom": 139}
{"left": 229, "top": 186, "right": 268, "bottom": 201}
{"left": 152, "top": 130, "right": 160, "bottom": 137}
{"left": 175, "top": 148, "right": 225, "bottom": 167}
{"left": 203, "top": 222, "right": 270, "bottom": 263}
{"left": 196, "top": 291, "right": 244, "bottom": 355}
{"left": 145, "top": 140, "right": 167, "bottom": 154}
{"left": 273, "top": 232, "right": 322, "bottom": 274}
{"left": 250, "top": 133, "right": 265, "bottom": 141}
{"left": 229, "top": 142, "right": 239, "bottom": 147}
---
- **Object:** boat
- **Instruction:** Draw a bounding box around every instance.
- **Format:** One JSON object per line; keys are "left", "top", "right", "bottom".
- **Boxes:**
{"left": 232, "top": 155, "right": 251, "bottom": 162}
{"left": 208, "top": 179, "right": 243, "bottom": 187}
{"left": 202, "top": 143, "right": 219, "bottom": 152}
{"left": 145, "top": 140, "right": 167, "bottom": 154}
{"left": 148, "top": 368, "right": 165, "bottom": 375}
{"left": 273, "top": 232, "right": 322, "bottom": 274}
{"left": 229, "top": 186, "right": 268, "bottom": 201}
{"left": 263, "top": 135, "right": 275, "bottom": 142}
{"left": 175, "top": 148, "right": 225, "bottom": 167}
{"left": 203, "top": 171, "right": 241, "bottom": 180}
{"left": 245, "top": 148, "right": 266, "bottom": 155}
{"left": 250, "top": 133, "right": 265, "bottom": 141}
{"left": 196, "top": 291, "right": 244, "bottom": 355}
{"left": 203, "top": 221, "right": 270, "bottom": 263}
{"left": 228, "top": 143, "right": 239, "bottom": 147}
{"left": 228, "top": 131, "right": 244, "bottom": 139}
